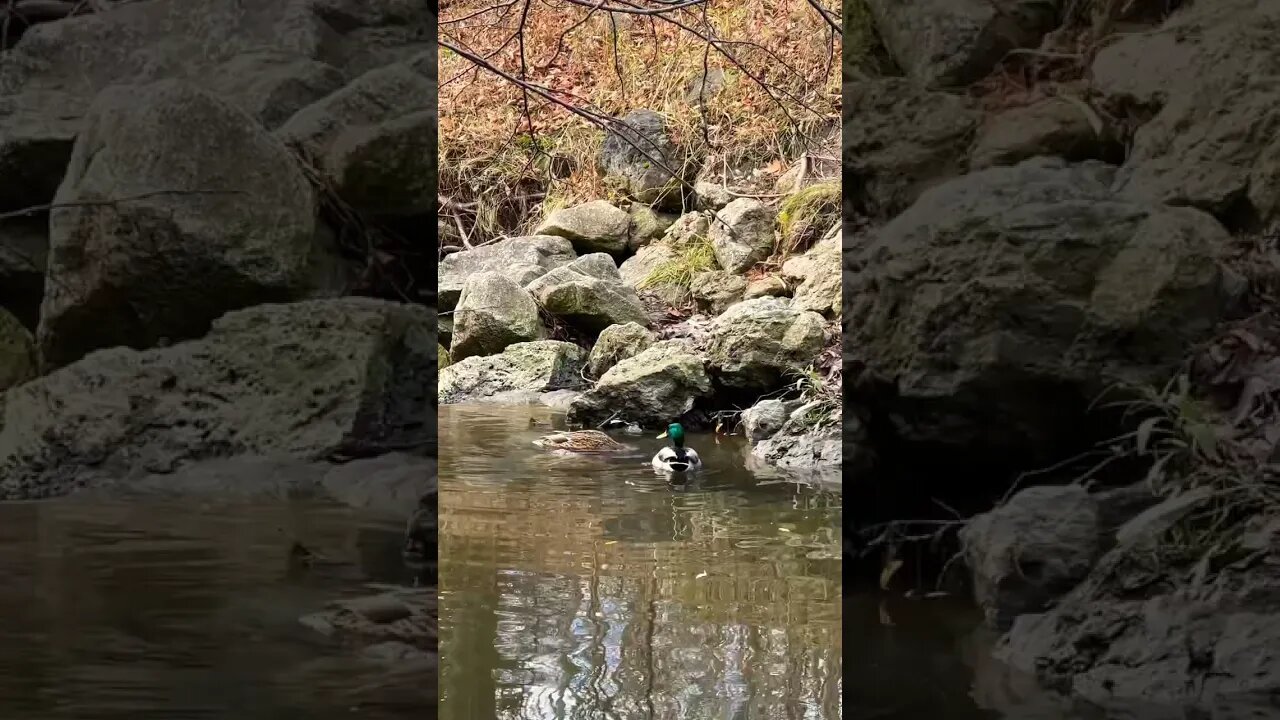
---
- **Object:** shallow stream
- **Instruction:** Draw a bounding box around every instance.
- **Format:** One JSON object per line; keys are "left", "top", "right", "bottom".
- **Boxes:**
{"left": 438, "top": 404, "right": 843, "bottom": 719}
{"left": 0, "top": 498, "right": 433, "bottom": 718}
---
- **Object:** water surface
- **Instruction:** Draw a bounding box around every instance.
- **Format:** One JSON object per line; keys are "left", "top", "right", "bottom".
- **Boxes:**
{"left": 438, "top": 404, "right": 843, "bottom": 719}
{"left": 0, "top": 498, "right": 433, "bottom": 719}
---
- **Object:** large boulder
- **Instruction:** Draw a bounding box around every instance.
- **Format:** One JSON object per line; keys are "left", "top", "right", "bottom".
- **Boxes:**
{"left": 706, "top": 297, "right": 826, "bottom": 391}
{"left": 997, "top": 536, "right": 1280, "bottom": 708}
{"left": 1092, "top": 0, "right": 1280, "bottom": 227}
{"left": 781, "top": 227, "right": 840, "bottom": 317}
{"left": 619, "top": 212, "right": 715, "bottom": 305}
{"left": 568, "top": 343, "right": 712, "bottom": 428}
{"left": 601, "top": 109, "right": 685, "bottom": 209}
{"left": 534, "top": 200, "right": 630, "bottom": 255}
{"left": 626, "top": 204, "right": 677, "bottom": 250}
{"left": 0, "top": 0, "right": 346, "bottom": 211}
{"left": 842, "top": 78, "right": 978, "bottom": 219}
{"left": 865, "top": 0, "right": 1062, "bottom": 88}
{"left": 0, "top": 298, "right": 435, "bottom": 500}
{"left": 690, "top": 270, "right": 746, "bottom": 315}
{"left": 204, "top": 52, "right": 347, "bottom": 130}
{"left": 960, "top": 485, "right": 1102, "bottom": 630}
{"left": 752, "top": 401, "right": 842, "bottom": 470}
{"left": 0, "top": 308, "right": 35, "bottom": 392}
{"left": 0, "top": 216, "right": 48, "bottom": 329}
{"left": 438, "top": 235, "right": 576, "bottom": 311}
{"left": 310, "top": 0, "right": 436, "bottom": 79}
{"left": 741, "top": 398, "right": 792, "bottom": 442}
{"left": 970, "top": 97, "right": 1112, "bottom": 171}
{"left": 844, "top": 158, "right": 1243, "bottom": 458}
{"left": 526, "top": 254, "right": 650, "bottom": 335}
{"left": 664, "top": 211, "right": 710, "bottom": 246}
{"left": 38, "top": 80, "right": 330, "bottom": 371}
{"left": 450, "top": 272, "right": 544, "bottom": 361}
{"left": 618, "top": 242, "right": 684, "bottom": 305}
{"left": 586, "top": 322, "right": 654, "bottom": 378}
{"left": 709, "top": 198, "right": 774, "bottom": 273}
{"left": 438, "top": 340, "right": 586, "bottom": 404}
{"left": 278, "top": 55, "right": 436, "bottom": 217}
{"left": 745, "top": 275, "right": 789, "bottom": 300}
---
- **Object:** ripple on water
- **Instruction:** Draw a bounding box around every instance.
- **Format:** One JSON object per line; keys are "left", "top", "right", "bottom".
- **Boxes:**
{"left": 439, "top": 404, "right": 843, "bottom": 720}
{"left": 0, "top": 499, "right": 434, "bottom": 719}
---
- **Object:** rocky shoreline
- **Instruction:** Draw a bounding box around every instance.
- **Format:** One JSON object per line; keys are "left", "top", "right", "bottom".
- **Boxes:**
{"left": 845, "top": 0, "right": 1280, "bottom": 710}
{"left": 438, "top": 111, "right": 843, "bottom": 474}
{"left": 0, "top": 0, "right": 437, "bottom": 666}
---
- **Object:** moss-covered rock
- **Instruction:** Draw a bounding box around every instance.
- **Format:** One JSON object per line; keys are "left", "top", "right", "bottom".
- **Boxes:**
{"left": 568, "top": 343, "right": 712, "bottom": 428}
{"left": 527, "top": 254, "right": 650, "bottom": 335}
{"left": 586, "top": 322, "right": 654, "bottom": 378}
{"left": 439, "top": 235, "right": 577, "bottom": 312}
{"left": 706, "top": 297, "right": 826, "bottom": 390}
{"left": 781, "top": 226, "right": 841, "bottom": 317}
{"left": 1, "top": 298, "right": 435, "bottom": 500}
{"left": 626, "top": 204, "right": 678, "bottom": 251}
{"left": 623, "top": 214, "right": 719, "bottom": 305}
{"left": 600, "top": 109, "right": 686, "bottom": 210}
{"left": 450, "top": 272, "right": 545, "bottom": 361}
{"left": 438, "top": 340, "right": 587, "bottom": 404}
{"left": 777, "top": 182, "right": 840, "bottom": 255}
{"left": 691, "top": 270, "right": 746, "bottom": 315}
{"left": 709, "top": 198, "right": 775, "bottom": 273}
{"left": 845, "top": 157, "right": 1243, "bottom": 458}
{"left": 534, "top": 199, "right": 630, "bottom": 255}
{"left": 277, "top": 55, "right": 435, "bottom": 216}
{"left": 752, "top": 401, "right": 842, "bottom": 469}
{"left": 40, "top": 79, "right": 327, "bottom": 370}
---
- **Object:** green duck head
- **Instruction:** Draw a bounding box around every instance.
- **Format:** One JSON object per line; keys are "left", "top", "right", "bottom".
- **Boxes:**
{"left": 657, "top": 422, "right": 686, "bottom": 448}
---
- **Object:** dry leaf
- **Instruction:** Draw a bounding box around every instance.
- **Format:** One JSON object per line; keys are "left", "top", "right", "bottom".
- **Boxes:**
{"left": 879, "top": 559, "right": 903, "bottom": 590}
{"left": 1136, "top": 416, "right": 1161, "bottom": 454}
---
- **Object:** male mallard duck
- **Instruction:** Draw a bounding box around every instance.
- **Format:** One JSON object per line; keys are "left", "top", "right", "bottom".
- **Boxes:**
{"left": 652, "top": 422, "right": 702, "bottom": 473}
{"left": 533, "top": 430, "right": 627, "bottom": 454}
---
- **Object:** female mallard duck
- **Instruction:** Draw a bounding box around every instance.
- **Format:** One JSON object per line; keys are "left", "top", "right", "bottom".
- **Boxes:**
{"left": 652, "top": 422, "right": 702, "bottom": 473}
{"left": 533, "top": 430, "right": 627, "bottom": 454}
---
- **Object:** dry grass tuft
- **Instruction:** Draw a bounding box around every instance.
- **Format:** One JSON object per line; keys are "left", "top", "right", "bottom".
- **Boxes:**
{"left": 636, "top": 232, "right": 717, "bottom": 300}
{"left": 1081, "top": 371, "right": 1278, "bottom": 580}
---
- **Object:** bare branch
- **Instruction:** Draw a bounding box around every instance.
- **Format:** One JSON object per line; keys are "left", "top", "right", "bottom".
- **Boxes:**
{"left": 0, "top": 189, "right": 246, "bottom": 223}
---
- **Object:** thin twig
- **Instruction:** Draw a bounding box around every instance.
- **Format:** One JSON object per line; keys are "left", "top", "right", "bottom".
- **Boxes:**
{"left": 0, "top": 189, "right": 246, "bottom": 223}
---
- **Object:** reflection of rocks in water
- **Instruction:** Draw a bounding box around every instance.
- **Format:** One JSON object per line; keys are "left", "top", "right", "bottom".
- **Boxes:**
{"left": 960, "top": 625, "right": 1083, "bottom": 720}
{"left": 847, "top": 593, "right": 995, "bottom": 720}
{"left": 275, "top": 644, "right": 437, "bottom": 715}
{"left": 402, "top": 496, "right": 437, "bottom": 587}
{"left": 320, "top": 454, "right": 436, "bottom": 519}
{"left": 601, "top": 512, "right": 686, "bottom": 543}
{"left": 93, "top": 452, "right": 435, "bottom": 520}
